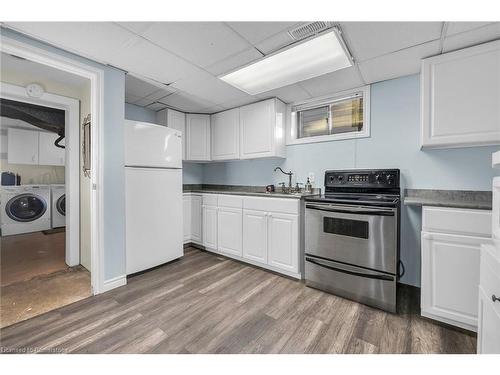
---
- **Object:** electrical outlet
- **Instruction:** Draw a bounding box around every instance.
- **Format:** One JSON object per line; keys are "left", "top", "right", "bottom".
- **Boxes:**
{"left": 308, "top": 172, "right": 315, "bottom": 184}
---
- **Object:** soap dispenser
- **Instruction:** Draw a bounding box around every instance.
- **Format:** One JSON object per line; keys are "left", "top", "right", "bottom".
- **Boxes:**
{"left": 305, "top": 177, "right": 313, "bottom": 193}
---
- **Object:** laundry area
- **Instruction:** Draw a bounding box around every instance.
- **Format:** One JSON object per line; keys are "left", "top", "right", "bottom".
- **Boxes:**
{"left": 0, "top": 52, "right": 91, "bottom": 328}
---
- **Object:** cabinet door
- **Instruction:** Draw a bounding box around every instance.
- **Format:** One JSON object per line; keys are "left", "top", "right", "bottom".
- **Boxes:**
{"left": 7, "top": 128, "right": 39, "bottom": 165}
{"left": 202, "top": 205, "right": 217, "bottom": 250}
{"left": 211, "top": 108, "right": 239, "bottom": 160}
{"left": 267, "top": 212, "right": 298, "bottom": 273}
{"left": 478, "top": 287, "right": 500, "bottom": 353}
{"left": 186, "top": 114, "right": 210, "bottom": 161}
{"left": 168, "top": 109, "right": 186, "bottom": 160}
{"left": 217, "top": 207, "right": 242, "bottom": 257}
{"left": 191, "top": 195, "right": 202, "bottom": 244}
{"left": 155, "top": 108, "right": 168, "bottom": 126}
{"left": 421, "top": 232, "right": 482, "bottom": 330}
{"left": 242, "top": 209, "right": 268, "bottom": 264}
{"left": 39, "top": 132, "right": 65, "bottom": 166}
{"left": 183, "top": 195, "right": 191, "bottom": 243}
{"left": 240, "top": 99, "right": 275, "bottom": 159}
{"left": 421, "top": 40, "right": 500, "bottom": 148}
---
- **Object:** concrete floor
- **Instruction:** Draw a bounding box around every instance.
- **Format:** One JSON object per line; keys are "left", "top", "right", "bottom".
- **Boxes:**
{"left": 0, "top": 231, "right": 91, "bottom": 328}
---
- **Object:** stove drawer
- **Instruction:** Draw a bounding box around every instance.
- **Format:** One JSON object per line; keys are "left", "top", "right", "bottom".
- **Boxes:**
{"left": 305, "top": 203, "right": 397, "bottom": 274}
{"left": 305, "top": 255, "right": 396, "bottom": 312}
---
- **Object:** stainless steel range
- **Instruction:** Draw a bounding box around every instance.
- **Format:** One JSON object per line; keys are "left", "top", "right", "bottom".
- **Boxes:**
{"left": 304, "top": 169, "right": 401, "bottom": 312}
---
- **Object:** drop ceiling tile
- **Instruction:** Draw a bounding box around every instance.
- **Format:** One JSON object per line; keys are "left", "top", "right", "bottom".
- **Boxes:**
{"left": 205, "top": 48, "right": 263, "bottom": 76}
{"left": 5, "top": 22, "right": 136, "bottom": 65}
{"left": 116, "top": 22, "right": 154, "bottom": 35}
{"left": 218, "top": 96, "right": 258, "bottom": 110}
{"left": 141, "top": 22, "right": 250, "bottom": 68}
{"left": 125, "top": 93, "right": 143, "bottom": 105}
{"left": 358, "top": 40, "right": 441, "bottom": 83}
{"left": 171, "top": 68, "right": 249, "bottom": 105}
{"left": 226, "top": 22, "right": 301, "bottom": 44}
{"left": 255, "top": 31, "right": 295, "bottom": 54}
{"left": 145, "top": 102, "right": 168, "bottom": 111}
{"left": 445, "top": 22, "right": 493, "bottom": 36}
{"left": 256, "top": 83, "right": 312, "bottom": 104}
{"left": 299, "top": 67, "right": 365, "bottom": 98}
{"left": 109, "top": 37, "right": 200, "bottom": 84}
{"left": 134, "top": 90, "right": 175, "bottom": 106}
{"left": 125, "top": 74, "right": 162, "bottom": 98}
{"left": 442, "top": 22, "right": 500, "bottom": 52}
{"left": 159, "top": 91, "right": 218, "bottom": 113}
{"left": 340, "top": 22, "right": 443, "bottom": 62}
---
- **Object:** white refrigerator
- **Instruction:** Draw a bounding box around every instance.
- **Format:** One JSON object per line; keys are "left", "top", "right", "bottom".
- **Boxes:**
{"left": 124, "top": 120, "right": 183, "bottom": 275}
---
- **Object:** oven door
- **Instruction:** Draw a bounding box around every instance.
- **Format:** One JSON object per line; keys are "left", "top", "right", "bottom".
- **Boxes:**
{"left": 305, "top": 202, "right": 397, "bottom": 274}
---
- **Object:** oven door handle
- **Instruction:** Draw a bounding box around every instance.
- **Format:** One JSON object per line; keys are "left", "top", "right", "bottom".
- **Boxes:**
{"left": 305, "top": 203, "right": 395, "bottom": 216}
{"left": 305, "top": 256, "right": 395, "bottom": 281}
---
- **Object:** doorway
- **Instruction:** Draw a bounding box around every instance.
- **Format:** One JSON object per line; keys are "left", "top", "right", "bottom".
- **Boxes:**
{"left": 0, "top": 40, "right": 104, "bottom": 327}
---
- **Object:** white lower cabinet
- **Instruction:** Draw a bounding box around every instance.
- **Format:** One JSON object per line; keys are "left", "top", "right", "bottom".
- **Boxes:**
{"left": 183, "top": 195, "right": 191, "bottom": 243}
{"left": 242, "top": 209, "right": 268, "bottom": 264}
{"left": 267, "top": 212, "right": 298, "bottom": 274}
{"left": 190, "top": 195, "right": 202, "bottom": 244}
{"left": 477, "top": 244, "right": 500, "bottom": 353}
{"left": 203, "top": 204, "right": 218, "bottom": 250}
{"left": 217, "top": 207, "right": 243, "bottom": 257}
{"left": 421, "top": 206, "right": 492, "bottom": 331}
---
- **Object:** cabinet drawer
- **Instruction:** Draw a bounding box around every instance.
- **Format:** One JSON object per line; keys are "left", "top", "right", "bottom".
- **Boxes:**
{"left": 480, "top": 244, "right": 500, "bottom": 317}
{"left": 202, "top": 194, "right": 218, "bottom": 206}
{"left": 423, "top": 206, "right": 491, "bottom": 237}
{"left": 218, "top": 194, "right": 243, "bottom": 208}
{"left": 243, "top": 196, "right": 299, "bottom": 214}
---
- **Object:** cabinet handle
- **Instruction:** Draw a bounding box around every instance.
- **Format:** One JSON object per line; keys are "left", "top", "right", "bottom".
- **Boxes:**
{"left": 493, "top": 295, "right": 500, "bottom": 303}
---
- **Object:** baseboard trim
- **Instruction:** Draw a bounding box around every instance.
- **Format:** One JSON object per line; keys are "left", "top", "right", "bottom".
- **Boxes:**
{"left": 102, "top": 275, "right": 127, "bottom": 292}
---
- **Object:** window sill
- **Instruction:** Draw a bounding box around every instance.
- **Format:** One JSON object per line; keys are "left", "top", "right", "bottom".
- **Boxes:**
{"left": 286, "top": 130, "right": 370, "bottom": 146}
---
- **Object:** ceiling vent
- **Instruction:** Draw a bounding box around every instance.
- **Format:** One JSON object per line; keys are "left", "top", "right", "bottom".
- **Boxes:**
{"left": 288, "top": 21, "right": 335, "bottom": 41}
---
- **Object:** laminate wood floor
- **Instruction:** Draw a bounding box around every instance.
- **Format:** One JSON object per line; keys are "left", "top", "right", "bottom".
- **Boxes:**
{"left": 0, "top": 247, "right": 476, "bottom": 354}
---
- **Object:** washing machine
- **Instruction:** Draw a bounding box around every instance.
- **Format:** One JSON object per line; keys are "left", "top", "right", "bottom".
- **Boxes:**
{"left": 0, "top": 185, "right": 51, "bottom": 236}
{"left": 50, "top": 184, "right": 66, "bottom": 228}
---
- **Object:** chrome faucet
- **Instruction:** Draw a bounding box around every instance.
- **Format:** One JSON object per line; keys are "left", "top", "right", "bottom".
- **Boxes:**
{"left": 274, "top": 167, "right": 293, "bottom": 192}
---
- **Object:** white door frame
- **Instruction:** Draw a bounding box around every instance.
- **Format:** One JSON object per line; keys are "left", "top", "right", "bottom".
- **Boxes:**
{"left": 1, "top": 35, "right": 106, "bottom": 294}
{"left": 0, "top": 82, "right": 80, "bottom": 267}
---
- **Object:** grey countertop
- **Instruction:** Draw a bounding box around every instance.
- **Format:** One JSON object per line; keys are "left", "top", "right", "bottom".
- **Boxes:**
{"left": 183, "top": 184, "right": 320, "bottom": 200}
{"left": 404, "top": 189, "right": 492, "bottom": 210}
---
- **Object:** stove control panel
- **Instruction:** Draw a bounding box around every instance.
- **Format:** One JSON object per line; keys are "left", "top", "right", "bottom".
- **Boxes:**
{"left": 325, "top": 169, "right": 400, "bottom": 189}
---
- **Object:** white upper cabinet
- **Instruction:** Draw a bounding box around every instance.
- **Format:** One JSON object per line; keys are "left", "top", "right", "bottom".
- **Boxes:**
{"left": 39, "top": 132, "right": 65, "bottom": 166}
{"left": 240, "top": 98, "right": 286, "bottom": 159}
{"left": 7, "top": 128, "right": 39, "bottom": 165}
{"left": 156, "top": 108, "right": 187, "bottom": 160}
{"left": 211, "top": 108, "right": 240, "bottom": 160}
{"left": 421, "top": 40, "right": 500, "bottom": 149}
{"left": 186, "top": 114, "right": 211, "bottom": 161}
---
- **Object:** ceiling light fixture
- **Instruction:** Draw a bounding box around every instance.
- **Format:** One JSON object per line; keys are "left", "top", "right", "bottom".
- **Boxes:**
{"left": 219, "top": 29, "right": 353, "bottom": 95}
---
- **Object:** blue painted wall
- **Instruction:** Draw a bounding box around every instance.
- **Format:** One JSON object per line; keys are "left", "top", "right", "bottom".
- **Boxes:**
{"left": 202, "top": 74, "right": 499, "bottom": 286}
{"left": 125, "top": 103, "right": 156, "bottom": 123}
{"left": 1, "top": 28, "right": 127, "bottom": 281}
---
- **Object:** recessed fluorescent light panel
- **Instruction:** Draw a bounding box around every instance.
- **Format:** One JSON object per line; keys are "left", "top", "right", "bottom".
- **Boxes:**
{"left": 219, "top": 29, "right": 353, "bottom": 95}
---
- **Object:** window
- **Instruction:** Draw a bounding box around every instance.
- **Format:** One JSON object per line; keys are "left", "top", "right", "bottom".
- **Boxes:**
{"left": 288, "top": 85, "right": 370, "bottom": 145}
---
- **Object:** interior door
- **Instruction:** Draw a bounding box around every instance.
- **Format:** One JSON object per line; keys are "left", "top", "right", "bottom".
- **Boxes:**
{"left": 268, "top": 212, "right": 298, "bottom": 273}
{"left": 242, "top": 209, "right": 268, "bottom": 264}
{"left": 125, "top": 167, "right": 183, "bottom": 275}
{"left": 217, "top": 206, "right": 243, "bottom": 257}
